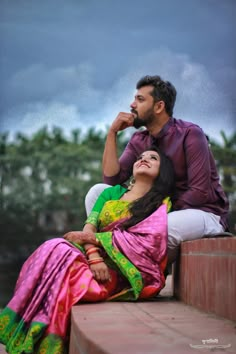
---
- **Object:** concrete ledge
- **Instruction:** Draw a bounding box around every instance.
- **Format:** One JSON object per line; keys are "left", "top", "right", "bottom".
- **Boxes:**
{"left": 69, "top": 300, "right": 236, "bottom": 354}
{"left": 173, "top": 237, "right": 236, "bottom": 321}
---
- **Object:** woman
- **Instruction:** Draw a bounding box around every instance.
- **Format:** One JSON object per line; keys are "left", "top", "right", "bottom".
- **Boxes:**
{"left": 0, "top": 147, "right": 175, "bottom": 354}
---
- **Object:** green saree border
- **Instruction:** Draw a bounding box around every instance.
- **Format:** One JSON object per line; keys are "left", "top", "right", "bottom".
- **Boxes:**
{"left": 95, "top": 231, "right": 143, "bottom": 300}
{"left": 0, "top": 307, "right": 65, "bottom": 354}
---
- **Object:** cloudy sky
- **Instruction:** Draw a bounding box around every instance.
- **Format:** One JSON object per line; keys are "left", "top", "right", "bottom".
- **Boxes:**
{"left": 0, "top": 0, "right": 235, "bottom": 142}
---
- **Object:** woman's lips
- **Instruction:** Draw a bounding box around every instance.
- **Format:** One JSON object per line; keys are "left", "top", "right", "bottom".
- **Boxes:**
{"left": 138, "top": 162, "right": 150, "bottom": 168}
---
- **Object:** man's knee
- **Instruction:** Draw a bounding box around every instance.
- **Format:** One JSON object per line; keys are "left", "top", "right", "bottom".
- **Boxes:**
{"left": 85, "top": 183, "right": 110, "bottom": 215}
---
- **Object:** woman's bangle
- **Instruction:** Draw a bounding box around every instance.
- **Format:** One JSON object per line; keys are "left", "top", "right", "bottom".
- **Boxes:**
{"left": 85, "top": 246, "right": 99, "bottom": 255}
{"left": 88, "top": 257, "right": 104, "bottom": 265}
{"left": 86, "top": 247, "right": 100, "bottom": 257}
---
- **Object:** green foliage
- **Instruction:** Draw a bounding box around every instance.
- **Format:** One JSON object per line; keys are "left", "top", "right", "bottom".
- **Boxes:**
{"left": 209, "top": 131, "right": 236, "bottom": 195}
{"left": 209, "top": 131, "right": 236, "bottom": 232}
{"left": 0, "top": 127, "right": 235, "bottom": 249}
{"left": 0, "top": 126, "right": 128, "bottom": 246}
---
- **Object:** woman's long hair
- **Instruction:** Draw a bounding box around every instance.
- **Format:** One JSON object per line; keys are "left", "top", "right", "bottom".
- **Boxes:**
{"left": 121, "top": 146, "right": 175, "bottom": 230}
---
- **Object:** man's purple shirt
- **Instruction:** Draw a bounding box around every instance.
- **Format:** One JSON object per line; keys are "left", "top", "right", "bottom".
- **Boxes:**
{"left": 103, "top": 117, "right": 229, "bottom": 230}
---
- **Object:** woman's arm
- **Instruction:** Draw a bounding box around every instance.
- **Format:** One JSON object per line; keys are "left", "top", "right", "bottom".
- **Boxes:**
{"left": 82, "top": 224, "right": 111, "bottom": 282}
{"left": 82, "top": 223, "right": 101, "bottom": 251}
{"left": 63, "top": 186, "right": 110, "bottom": 245}
{"left": 64, "top": 223, "right": 111, "bottom": 282}
{"left": 64, "top": 187, "right": 116, "bottom": 281}
{"left": 63, "top": 226, "right": 99, "bottom": 245}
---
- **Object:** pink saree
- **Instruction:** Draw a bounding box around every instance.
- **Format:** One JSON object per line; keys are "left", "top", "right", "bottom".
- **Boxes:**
{"left": 0, "top": 190, "right": 169, "bottom": 353}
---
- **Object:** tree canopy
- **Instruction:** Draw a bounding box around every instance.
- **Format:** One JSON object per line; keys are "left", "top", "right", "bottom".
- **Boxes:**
{"left": 0, "top": 127, "right": 235, "bottom": 251}
{"left": 0, "top": 126, "right": 128, "bottom": 248}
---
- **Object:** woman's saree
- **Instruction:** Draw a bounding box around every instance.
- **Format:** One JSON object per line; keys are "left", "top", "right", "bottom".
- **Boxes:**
{"left": 0, "top": 186, "right": 170, "bottom": 353}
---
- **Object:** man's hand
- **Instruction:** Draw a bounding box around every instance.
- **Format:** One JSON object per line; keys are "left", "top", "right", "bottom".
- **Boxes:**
{"left": 103, "top": 112, "right": 135, "bottom": 177}
{"left": 63, "top": 231, "right": 99, "bottom": 245}
{"left": 110, "top": 112, "right": 135, "bottom": 133}
{"left": 90, "top": 262, "right": 111, "bottom": 282}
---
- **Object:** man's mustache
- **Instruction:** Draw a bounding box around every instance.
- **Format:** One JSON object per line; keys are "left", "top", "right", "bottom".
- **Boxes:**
{"left": 131, "top": 109, "right": 138, "bottom": 115}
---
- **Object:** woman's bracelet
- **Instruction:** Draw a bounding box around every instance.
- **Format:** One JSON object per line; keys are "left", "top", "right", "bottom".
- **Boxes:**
{"left": 88, "top": 257, "right": 104, "bottom": 265}
{"left": 86, "top": 247, "right": 100, "bottom": 257}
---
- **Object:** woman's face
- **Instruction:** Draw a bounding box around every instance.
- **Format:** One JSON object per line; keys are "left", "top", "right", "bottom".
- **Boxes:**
{"left": 133, "top": 150, "right": 160, "bottom": 181}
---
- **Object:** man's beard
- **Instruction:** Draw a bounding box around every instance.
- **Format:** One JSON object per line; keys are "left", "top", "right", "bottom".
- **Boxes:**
{"left": 133, "top": 111, "right": 156, "bottom": 129}
{"left": 133, "top": 117, "right": 146, "bottom": 129}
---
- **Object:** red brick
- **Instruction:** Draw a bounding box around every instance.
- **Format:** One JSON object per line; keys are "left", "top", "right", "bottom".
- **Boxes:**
{"left": 175, "top": 237, "right": 236, "bottom": 321}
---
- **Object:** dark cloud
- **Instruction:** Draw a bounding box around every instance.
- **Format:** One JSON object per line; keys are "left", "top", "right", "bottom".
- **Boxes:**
{"left": 0, "top": 0, "right": 235, "bottom": 139}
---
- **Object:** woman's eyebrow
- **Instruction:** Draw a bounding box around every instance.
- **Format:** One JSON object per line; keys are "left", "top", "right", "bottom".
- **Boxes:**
{"left": 150, "top": 154, "right": 159, "bottom": 158}
{"left": 137, "top": 153, "right": 159, "bottom": 159}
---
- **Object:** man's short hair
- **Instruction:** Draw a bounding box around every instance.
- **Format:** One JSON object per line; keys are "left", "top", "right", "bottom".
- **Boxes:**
{"left": 136, "top": 75, "right": 177, "bottom": 116}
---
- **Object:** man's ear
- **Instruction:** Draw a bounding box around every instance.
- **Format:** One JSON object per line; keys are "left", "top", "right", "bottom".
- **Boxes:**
{"left": 154, "top": 100, "right": 165, "bottom": 114}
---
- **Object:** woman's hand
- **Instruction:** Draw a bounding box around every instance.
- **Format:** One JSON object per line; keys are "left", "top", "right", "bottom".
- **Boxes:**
{"left": 63, "top": 231, "right": 99, "bottom": 245}
{"left": 90, "top": 262, "right": 111, "bottom": 282}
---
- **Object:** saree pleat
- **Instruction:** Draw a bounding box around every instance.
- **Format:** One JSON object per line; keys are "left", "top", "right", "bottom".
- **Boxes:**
{"left": 0, "top": 239, "right": 113, "bottom": 353}
{"left": 0, "top": 188, "right": 170, "bottom": 353}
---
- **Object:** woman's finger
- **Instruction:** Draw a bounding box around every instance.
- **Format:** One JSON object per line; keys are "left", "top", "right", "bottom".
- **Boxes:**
{"left": 95, "top": 270, "right": 101, "bottom": 281}
{"left": 99, "top": 270, "right": 106, "bottom": 282}
{"left": 105, "top": 269, "right": 111, "bottom": 282}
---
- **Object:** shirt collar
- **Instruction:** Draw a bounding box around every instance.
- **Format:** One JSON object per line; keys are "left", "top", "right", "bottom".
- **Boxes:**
{"left": 151, "top": 117, "right": 174, "bottom": 139}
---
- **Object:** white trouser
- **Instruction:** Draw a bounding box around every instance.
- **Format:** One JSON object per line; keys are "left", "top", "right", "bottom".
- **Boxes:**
{"left": 85, "top": 183, "right": 224, "bottom": 263}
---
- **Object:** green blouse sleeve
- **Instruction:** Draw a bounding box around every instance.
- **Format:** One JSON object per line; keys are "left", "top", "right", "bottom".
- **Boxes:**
{"left": 84, "top": 185, "right": 127, "bottom": 228}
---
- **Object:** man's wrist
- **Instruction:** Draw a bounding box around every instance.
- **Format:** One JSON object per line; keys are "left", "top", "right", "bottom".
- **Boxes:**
{"left": 108, "top": 128, "right": 118, "bottom": 135}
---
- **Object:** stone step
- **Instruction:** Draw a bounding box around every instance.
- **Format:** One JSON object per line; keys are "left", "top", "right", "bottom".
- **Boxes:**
{"left": 69, "top": 274, "right": 236, "bottom": 354}
{"left": 69, "top": 299, "right": 236, "bottom": 354}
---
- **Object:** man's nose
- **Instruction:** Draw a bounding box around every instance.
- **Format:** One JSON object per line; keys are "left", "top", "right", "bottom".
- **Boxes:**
{"left": 130, "top": 100, "right": 137, "bottom": 109}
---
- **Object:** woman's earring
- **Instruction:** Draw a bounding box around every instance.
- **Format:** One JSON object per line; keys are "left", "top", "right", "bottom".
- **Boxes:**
{"left": 128, "top": 177, "right": 135, "bottom": 191}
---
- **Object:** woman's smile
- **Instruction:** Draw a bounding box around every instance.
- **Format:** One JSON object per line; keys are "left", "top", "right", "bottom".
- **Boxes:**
{"left": 138, "top": 162, "right": 150, "bottom": 168}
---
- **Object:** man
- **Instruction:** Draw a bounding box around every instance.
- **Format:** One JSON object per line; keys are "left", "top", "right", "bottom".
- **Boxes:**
{"left": 85, "top": 75, "right": 229, "bottom": 263}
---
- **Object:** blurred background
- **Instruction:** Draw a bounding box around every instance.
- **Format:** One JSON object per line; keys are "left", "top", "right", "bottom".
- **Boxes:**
{"left": 0, "top": 0, "right": 235, "bottom": 306}
{"left": 0, "top": 128, "right": 235, "bottom": 306}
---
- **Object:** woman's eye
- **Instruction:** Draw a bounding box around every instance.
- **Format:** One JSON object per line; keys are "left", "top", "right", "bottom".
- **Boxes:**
{"left": 151, "top": 156, "right": 158, "bottom": 160}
